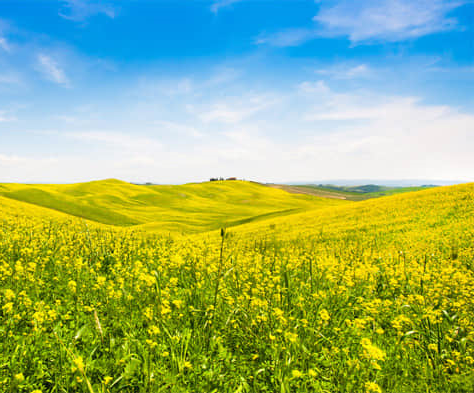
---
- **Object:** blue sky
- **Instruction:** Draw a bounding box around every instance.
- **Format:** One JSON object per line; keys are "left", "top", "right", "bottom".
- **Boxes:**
{"left": 1, "top": 0, "right": 473, "bottom": 183}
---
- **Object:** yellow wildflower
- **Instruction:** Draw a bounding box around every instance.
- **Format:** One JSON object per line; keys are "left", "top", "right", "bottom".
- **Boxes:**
{"left": 14, "top": 373, "right": 25, "bottom": 383}
{"left": 291, "top": 369, "right": 303, "bottom": 378}
{"left": 365, "top": 381, "right": 382, "bottom": 393}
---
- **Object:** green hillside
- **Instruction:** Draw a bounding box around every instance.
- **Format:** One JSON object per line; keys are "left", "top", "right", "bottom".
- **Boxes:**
{"left": 0, "top": 179, "right": 346, "bottom": 233}
{"left": 291, "top": 184, "right": 435, "bottom": 201}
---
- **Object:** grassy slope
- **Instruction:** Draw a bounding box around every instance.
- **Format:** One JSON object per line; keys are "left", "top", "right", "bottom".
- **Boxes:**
{"left": 291, "top": 184, "right": 434, "bottom": 201}
{"left": 202, "top": 182, "right": 474, "bottom": 249}
{"left": 0, "top": 179, "right": 347, "bottom": 233}
{"left": 0, "top": 195, "right": 115, "bottom": 233}
{"left": 264, "top": 184, "right": 350, "bottom": 200}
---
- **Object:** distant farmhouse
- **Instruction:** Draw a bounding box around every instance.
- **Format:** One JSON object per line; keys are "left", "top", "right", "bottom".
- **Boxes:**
{"left": 210, "top": 177, "right": 238, "bottom": 181}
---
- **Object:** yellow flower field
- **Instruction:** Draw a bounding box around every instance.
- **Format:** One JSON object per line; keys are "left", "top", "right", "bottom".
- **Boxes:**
{"left": 1, "top": 182, "right": 474, "bottom": 392}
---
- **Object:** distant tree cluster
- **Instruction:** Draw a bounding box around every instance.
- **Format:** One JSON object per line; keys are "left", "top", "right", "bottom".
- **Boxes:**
{"left": 210, "top": 177, "right": 238, "bottom": 181}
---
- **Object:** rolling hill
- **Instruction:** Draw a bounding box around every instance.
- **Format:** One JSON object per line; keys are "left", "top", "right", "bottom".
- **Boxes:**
{"left": 217, "top": 182, "right": 474, "bottom": 248}
{"left": 0, "top": 179, "right": 347, "bottom": 233}
{"left": 266, "top": 183, "right": 435, "bottom": 201}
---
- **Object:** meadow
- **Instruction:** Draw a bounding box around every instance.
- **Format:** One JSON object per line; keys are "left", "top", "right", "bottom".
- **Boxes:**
{"left": 0, "top": 180, "right": 344, "bottom": 233}
{"left": 1, "top": 181, "right": 473, "bottom": 392}
{"left": 280, "top": 184, "right": 435, "bottom": 201}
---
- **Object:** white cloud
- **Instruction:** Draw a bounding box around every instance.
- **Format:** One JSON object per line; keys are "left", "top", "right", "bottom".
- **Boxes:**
{"left": 54, "top": 115, "right": 81, "bottom": 124}
{"left": 37, "top": 54, "right": 70, "bottom": 87}
{"left": 3, "top": 67, "right": 474, "bottom": 183}
{"left": 152, "top": 120, "right": 204, "bottom": 139}
{"left": 0, "top": 37, "right": 10, "bottom": 52}
{"left": 211, "top": 0, "right": 244, "bottom": 13}
{"left": 0, "top": 154, "right": 57, "bottom": 165}
{"left": 199, "top": 104, "right": 250, "bottom": 123}
{"left": 66, "top": 131, "right": 164, "bottom": 152}
{"left": 255, "top": 28, "right": 317, "bottom": 47}
{"left": 314, "top": 0, "right": 467, "bottom": 44}
{"left": 163, "top": 78, "right": 194, "bottom": 96}
{"left": 197, "top": 94, "right": 277, "bottom": 124}
{"left": 0, "top": 19, "right": 9, "bottom": 51}
{"left": 257, "top": 0, "right": 467, "bottom": 47}
{"left": 303, "top": 89, "right": 452, "bottom": 122}
{"left": 137, "top": 68, "right": 241, "bottom": 99}
{"left": 0, "top": 154, "right": 23, "bottom": 164}
{"left": 291, "top": 83, "right": 474, "bottom": 180}
{"left": 316, "top": 64, "right": 371, "bottom": 79}
{"left": 312, "top": 98, "right": 449, "bottom": 121}
{"left": 59, "top": 0, "right": 117, "bottom": 22}
{"left": 298, "top": 80, "right": 331, "bottom": 94}
{"left": 0, "top": 154, "right": 60, "bottom": 184}
{"left": 0, "top": 110, "right": 16, "bottom": 122}
{"left": 206, "top": 67, "right": 242, "bottom": 87}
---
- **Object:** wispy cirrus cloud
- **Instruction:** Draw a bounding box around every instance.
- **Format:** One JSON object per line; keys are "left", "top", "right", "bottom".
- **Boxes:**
{"left": 257, "top": 0, "right": 469, "bottom": 47}
{"left": 36, "top": 54, "right": 70, "bottom": 87}
{"left": 0, "top": 37, "right": 10, "bottom": 52}
{"left": 196, "top": 94, "right": 278, "bottom": 124}
{"left": 59, "top": 0, "right": 117, "bottom": 22}
{"left": 211, "top": 0, "right": 244, "bottom": 13}
{"left": 305, "top": 95, "right": 448, "bottom": 121}
{"left": 298, "top": 80, "right": 331, "bottom": 94}
{"left": 255, "top": 28, "right": 318, "bottom": 47}
{"left": 0, "top": 110, "right": 16, "bottom": 122}
{"left": 66, "top": 130, "right": 163, "bottom": 151}
{"left": 315, "top": 64, "right": 371, "bottom": 79}
{"left": 0, "top": 19, "right": 11, "bottom": 52}
{"left": 315, "top": 0, "right": 467, "bottom": 43}
{"left": 152, "top": 120, "right": 205, "bottom": 139}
